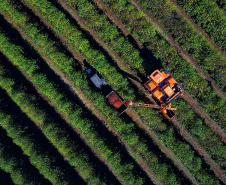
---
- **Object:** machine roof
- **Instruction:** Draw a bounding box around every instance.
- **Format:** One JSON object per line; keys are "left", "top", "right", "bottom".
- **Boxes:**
{"left": 151, "top": 70, "right": 164, "bottom": 84}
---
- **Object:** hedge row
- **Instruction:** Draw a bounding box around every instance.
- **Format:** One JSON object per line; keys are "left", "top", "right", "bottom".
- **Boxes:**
{"left": 214, "top": 0, "right": 226, "bottom": 14}
{"left": 65, "top": 0, "right": 226, "bottom": 172}
{"left": 0, "top": 25, "right": 144, "bottom": 185}
{"left": 18, "top": 0, "right": 212, "bottom": 184}
{"left": 138, "top": 0, "right": 226, "bottom": 92}
{"left": 0, "top": 3, "right": 149, "bottom": 184}
{"left": 130, "top": 95, "right": 226, "bottom": 172}
{"left": 64, "top": 0, "right": 144, "bottom": 72}
{"left": 0, "top": 126, "right": 49, "bottom": 185}
{"left": 176, "top": 0, "right": 226, "bottom": 52}
{"left": 98, "top": 0, "right": 225, "bottom": 183}
{"left": 20, "top": 0, "right": 224, "bottom": 183}
{"left": 85, "top": 0, "right": 226, "bottom": 171}
{"left": 29, "top": 0, "right": 135, "bottom": 100}
{"left": 101, "top": 0, "right": 226, "bottom": 131}
{"left": 0, "top": 83, "right": 79, "bottom": 184}
{"left": 0, "top": 0, "right": 185, "bottom": 184}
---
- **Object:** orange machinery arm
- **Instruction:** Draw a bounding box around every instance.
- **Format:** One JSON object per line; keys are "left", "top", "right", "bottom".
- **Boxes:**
{"left": 125, "top": 101, "right": 176, "bottom": 110}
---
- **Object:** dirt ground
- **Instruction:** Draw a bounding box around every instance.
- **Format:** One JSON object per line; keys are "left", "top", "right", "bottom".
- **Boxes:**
{"left": 3, "top": 0, "right": 226, "bottom": 183}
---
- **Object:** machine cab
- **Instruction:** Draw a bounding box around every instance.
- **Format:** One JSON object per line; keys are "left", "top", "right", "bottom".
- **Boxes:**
{"left": 144, "top": 69, "right": 183, "bottom": 106}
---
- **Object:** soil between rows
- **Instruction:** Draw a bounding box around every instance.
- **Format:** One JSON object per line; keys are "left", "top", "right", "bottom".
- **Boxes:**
{"left": 21, "top": 0, "right": 215, "bottom": 184}
{"left": 1, "top": 5, "right": 155, "bottom": 184}
{"left": 0, "top": 13, "right": 123, "bottom": 185}
{"left": 130, "top": 0, "right": 226, "bottom": 100}
{"left": 128, "top": 0, "right": 226, "bottom": 142}
{"left": 2, "top": 0, "right": 226, "bottom": 184}
{"left": 79, "top": 0, "right": 226, "bottom": 183}
{"left": 25, "top": 0, "right": 226, "bottom": 183}
{"left": 35, "top": 0, "right": 201, "bottom": 184}
{"left": 57, "top": 1, "right": 205, "bottom": 184}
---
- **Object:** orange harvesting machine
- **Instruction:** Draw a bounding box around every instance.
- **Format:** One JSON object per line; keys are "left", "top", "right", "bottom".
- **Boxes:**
{"left": 125, "top": 69, "right": 184, "bottom": 119}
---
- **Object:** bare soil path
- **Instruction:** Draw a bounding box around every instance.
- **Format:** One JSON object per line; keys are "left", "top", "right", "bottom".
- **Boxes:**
{"left": 57, "top": 0, "right": 226, "bottom": 183}
{"left": 170, "top": 0, "right": 226, "bottom": 58}
{"left": 0, "top": 50, "right": 85, "bottom": 183}
{"left": 9, "top": 0, "right": 226, "bottom": 183}
{"left": 130, "top": 0, "right": 226, "bottom": 100}
{"left": 85, "top": 0, "right": 226, "bottom": 183}
{"left": 17, "top": 1, "right": 165, "bottom": 184}
{"left": 55, "top": 1, "right": 203, "bottom": 184}
{"left": 92, "top": 0, "right": 226, "bottom": 142}
{"left": 130, "top": 0, "right": 226, "bottom": 143}
{"left": 1, "top": 5, "right": 164, "bottom": 184}
{"left": 92, "top": 0, "right": 143, "bottom": 48}
{"left": 0, "top": 11, "right": 125, "bottom": 185}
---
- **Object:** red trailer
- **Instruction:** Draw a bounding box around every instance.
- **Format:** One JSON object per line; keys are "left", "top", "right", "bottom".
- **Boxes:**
{"left": 105, "top": 91, "right": 127, "bottom": 114}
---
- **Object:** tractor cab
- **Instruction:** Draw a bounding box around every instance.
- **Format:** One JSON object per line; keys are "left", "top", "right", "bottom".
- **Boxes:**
{"left": 145, "top": 69, "right": 183, "bottom": 106}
